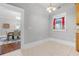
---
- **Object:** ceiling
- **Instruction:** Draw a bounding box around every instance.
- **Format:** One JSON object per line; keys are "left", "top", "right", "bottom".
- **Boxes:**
{"left": 0, "top": 5, "right": 20, "bottom": 20}
{"left": 8, "top": 3, "right": 64, "bottom": 10}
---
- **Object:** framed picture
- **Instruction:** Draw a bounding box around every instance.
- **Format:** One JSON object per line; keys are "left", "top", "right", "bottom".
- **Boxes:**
{"left": 51, "top": 17, "right": 65, "bottom": 31}
{"left": 2, "top": 23, "right": 10, "bottom": 29}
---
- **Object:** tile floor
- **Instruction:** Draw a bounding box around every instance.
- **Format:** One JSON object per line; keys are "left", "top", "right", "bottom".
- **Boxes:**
{"left": 2, "top": 41, "right": 79, "bottom": 56}
{"left": 21, "top": 41, "right": 79, "bottom": 56}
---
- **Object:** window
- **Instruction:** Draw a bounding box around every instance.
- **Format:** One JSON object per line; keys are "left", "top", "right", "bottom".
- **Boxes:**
{"left": 51, "top": 17, "right": 65, "bottom": 31}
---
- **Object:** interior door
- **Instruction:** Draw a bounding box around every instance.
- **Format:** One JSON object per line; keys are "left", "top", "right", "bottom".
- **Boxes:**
{"left": 75, "top": 3, "right": 79, "bottom": 51}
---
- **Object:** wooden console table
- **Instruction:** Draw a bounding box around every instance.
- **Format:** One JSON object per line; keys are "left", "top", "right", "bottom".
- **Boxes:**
{"left": 0, "top": 41, "right": 21, "bottom": 55}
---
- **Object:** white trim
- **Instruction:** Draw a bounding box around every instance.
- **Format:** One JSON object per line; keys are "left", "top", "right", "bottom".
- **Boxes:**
{"left": 49, "top": 38, "right": 75, "bottom": 48}
{"left": 23, "top": 38, "right": 74, "bottom": 49}
{"left": 22, "top": 39, "right": 49, "bottom": 49}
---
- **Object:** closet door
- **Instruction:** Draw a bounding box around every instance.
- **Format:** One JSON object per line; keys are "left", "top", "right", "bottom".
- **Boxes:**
{"left": 76, "top": 33, "right": 79, "bottom": 51}
{"left": 75, "top": 3, "right": 79, "bottom": 51}
{"left": 75, "top": 3, "right": 79, "bottom": 25}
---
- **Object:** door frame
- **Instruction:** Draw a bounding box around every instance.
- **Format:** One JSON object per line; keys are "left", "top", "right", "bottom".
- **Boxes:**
{"left": 0, "top": 3, "right": 24, "bottom": 48}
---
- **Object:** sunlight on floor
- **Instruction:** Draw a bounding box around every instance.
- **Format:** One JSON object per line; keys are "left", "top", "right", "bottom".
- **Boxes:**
{"left": 22, "top": 41, "right": 79, "bottom": 56}
{"left": 2, "top": 41, "right": 79, "bottom": 56}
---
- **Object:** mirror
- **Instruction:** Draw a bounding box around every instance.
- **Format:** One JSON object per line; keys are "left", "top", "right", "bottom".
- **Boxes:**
{"left": 0, "top": 5, "right": 21, "bottom": 41}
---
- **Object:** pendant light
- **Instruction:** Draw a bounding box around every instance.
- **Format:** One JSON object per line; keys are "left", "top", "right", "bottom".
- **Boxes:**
{"left": 47, "top": 3, "right": 56, "bottom": 13}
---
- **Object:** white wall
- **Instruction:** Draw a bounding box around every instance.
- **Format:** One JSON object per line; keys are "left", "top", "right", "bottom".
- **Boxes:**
{"left": 10, "top": 3, "right": 50, "bottom": 44}
{"left": 9, "top": 3, "right": 76, "bottom": 45}
{"left": 23, "top": 4, "right": 49, "bottom": 44}
{"left": 49, "top": 3, "right": 76, "bottom": 42}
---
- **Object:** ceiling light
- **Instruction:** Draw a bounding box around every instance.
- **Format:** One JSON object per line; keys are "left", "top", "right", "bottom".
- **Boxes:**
{"left": 16, "top": 25, "right": 20, "bottom": 29}
{"left": 47, "top": 3, "right": 56, "bottom": 13}
{"left": 16, "top": 16, "right": 21, "bottom": 20}
{"left": 48, "top": 10, "right": 52, "bottom": 13}
{"left": 52, "top": 7, "right": 56, "bottom": 11}
{"left": 47, "top": 7, "right": 52, "bottom": 13}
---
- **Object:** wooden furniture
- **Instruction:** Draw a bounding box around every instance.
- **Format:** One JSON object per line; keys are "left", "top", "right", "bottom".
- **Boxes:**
{"left": 75, "top": 3, "right": 79, "bottom": 52}
{"left": 2, "top": 23, "right": 10, "bottom": 29}
{"left": 0, "top": 41, "right": 20, "bottom": 55}
{"left": 75, "top": 3, "right": 79, "bottom": 25}
{"left": 76, "top": 33, "right": 79, "bottom": 51}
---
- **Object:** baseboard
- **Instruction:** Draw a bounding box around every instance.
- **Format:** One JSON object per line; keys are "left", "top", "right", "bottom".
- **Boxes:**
{"left": 22, "top": 39, "right": 49, "bottom": 49}
{"left": 49, "top": 38, "right": 75, "bottom": 48}
{"left": 22, "top": 38, "right": 75, "bottom": 49}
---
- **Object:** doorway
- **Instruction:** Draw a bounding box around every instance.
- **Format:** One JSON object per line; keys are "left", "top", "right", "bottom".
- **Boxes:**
{"left": 0, "top": 3, "right": 24, "bottom": 55}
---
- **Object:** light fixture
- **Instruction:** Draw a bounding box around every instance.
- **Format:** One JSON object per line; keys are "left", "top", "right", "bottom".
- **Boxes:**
{"left": 16, "top": 25, "right": 20, "bottom": 29}
{"left": 52, "top": 7, "right": 56, "bottom": 11}
{"left": 16, "top": 16, "right": 21, "bottom": 20}
{"left": 47, "top": 3, "right": 56, "bottom": 13}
